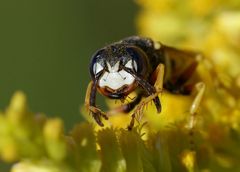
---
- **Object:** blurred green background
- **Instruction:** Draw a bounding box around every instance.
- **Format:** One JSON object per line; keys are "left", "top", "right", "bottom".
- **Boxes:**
{"left": 0, "top": 0, "right": 137, "bottom": 130}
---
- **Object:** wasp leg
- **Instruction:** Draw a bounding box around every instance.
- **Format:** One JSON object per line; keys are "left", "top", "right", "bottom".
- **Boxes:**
{"left": 184, "top": 82, "right": 206, "bottom": 150}
{"left": 107, "top": 91, "right": 144, "bottom": 116}
{"left": 125, "top": 64, "right": 165, "bottom": 130}
{"left": 135, "top": 63, "right": 165, "bottom": 114}
{"left": 188, "top": 82, "right": 206, "bottom": 130}
{"left": 85, "top": 81, "right": 108, "bottom": 127}
{"left": 123, "top": 67, "right": 162, "bottom": 113}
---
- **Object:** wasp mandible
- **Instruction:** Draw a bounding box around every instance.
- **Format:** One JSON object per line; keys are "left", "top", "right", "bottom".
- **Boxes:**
{"left": 85, "top": 36, "right": 205, "bottom": 130}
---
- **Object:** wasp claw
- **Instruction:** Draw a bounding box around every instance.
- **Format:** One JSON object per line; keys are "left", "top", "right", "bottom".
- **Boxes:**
{"left": 88, "top": 106, "right": 108, "bottom": 127}
{"left": 92, "top": 113, "right": 104, "bottom": 127}
{"left": 101, "top": 113, "right": 109, "bottom": 120}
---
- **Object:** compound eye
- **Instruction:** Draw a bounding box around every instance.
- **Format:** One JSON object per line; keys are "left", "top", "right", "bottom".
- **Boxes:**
{"left": 126, "top": 46, "right": 146, "bottom": 74}
{"left": 89, "top": 50, "right": 105, "bottom": 78}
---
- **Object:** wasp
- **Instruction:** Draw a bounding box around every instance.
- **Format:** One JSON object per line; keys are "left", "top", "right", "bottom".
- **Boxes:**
{"left": 85, "top": 36, "right": 205, "bottom": 130}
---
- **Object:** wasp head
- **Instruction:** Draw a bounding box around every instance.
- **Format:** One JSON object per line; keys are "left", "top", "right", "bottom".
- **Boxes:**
{"left": 89, "top": 43, "right": 148, "bottom": 99}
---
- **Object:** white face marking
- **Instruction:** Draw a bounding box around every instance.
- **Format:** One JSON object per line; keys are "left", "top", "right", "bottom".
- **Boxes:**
{"left": 98, "top": 60, "right": 135, "bottom": 90}
{"left": 107, "top": 61, "right": 120, "bottom": 72}
{"left": 125, "top": 59, "right": 137, "bottom": 72}
{"left": 125, "top": 60, "right": 132, "bottom": 68}
{"left": 93, "top": 62, "right": 104, "bottom": 74}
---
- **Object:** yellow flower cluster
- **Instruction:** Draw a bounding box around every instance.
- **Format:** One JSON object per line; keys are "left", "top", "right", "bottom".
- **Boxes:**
{"left": 2, "top": 88, "right": 237, "bottom": 172}
{"left": 1, "top": 92, "right": 195, "bottom": 172}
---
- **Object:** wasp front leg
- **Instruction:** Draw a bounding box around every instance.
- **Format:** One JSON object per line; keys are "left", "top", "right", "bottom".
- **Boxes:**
{"left": 125, "top": 64, "right": 165, "bottom": 130}
{"left": 85, "top": 81, "right": 108, "bottom": 126}
{"left": 124, "top": 67, "right": 163, "bottom": 114}
{"left": 135, "top": 63, "right": 165, "bottom": 114}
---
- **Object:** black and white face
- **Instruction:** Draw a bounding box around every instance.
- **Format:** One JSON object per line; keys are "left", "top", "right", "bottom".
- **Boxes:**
{"left": 89, "top": 45, "right": 147, "bottom": 99}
